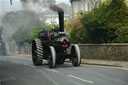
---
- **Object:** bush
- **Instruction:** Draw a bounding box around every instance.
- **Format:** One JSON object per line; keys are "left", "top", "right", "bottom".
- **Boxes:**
{"left": 28, "top": 27, "right": 42, "bottom": 39}
{"left": 65, "top": 13, "right": 86, "bottom": 43}
{"left": 12, "top": 26, "right": 33, "bottom": 45}
{"left": 106, "top": 0, "right": 128, "bottom": 42}
{"left": 80, "top": 0, "right": 114, "bottom": 43}
{"left": 67, "top": 0, "right": 128, "bottom": 44}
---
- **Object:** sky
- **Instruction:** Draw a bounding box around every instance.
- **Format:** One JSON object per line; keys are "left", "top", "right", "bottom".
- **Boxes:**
{"left": 0, "top": 0, "right": 70, "bottom": 16}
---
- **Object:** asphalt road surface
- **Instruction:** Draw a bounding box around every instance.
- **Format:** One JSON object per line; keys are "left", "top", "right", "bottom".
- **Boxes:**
{"left": 0, "top": 55, "right": 128, "bottom": 85}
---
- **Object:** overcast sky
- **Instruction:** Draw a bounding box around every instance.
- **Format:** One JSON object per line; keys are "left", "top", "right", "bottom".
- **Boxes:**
{"left": 0, "top": 0, "right": 70, "bottom": 16}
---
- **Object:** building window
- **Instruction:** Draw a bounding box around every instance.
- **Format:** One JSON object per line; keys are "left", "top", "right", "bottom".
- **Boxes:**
{"left": 95, "top": 2, "right": 98, "bottom": 7}
{"left": 88, "top": 2, "right": 90, "bottom": 11}
{"left": 94, "top": 0, "right": 98, "bottom": 8}
{"left": 126, "top": 1, "right": 128, "bottom": 5}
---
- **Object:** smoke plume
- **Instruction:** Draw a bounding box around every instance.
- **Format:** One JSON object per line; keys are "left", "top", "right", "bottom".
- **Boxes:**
{"left": 49, "top": 5, "right": 64, "bottom": 12}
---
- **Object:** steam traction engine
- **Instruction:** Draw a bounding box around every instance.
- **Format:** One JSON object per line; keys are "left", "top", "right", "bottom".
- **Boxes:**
{"left": 32, "top": 6, "right": 81, "bottom": 68}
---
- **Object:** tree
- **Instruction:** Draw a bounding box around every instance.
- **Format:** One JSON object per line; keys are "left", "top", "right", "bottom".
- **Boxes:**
{"left": 65, "top": 12, "right": 87, "bottom": 43}
{"left": 106, "top": 0, "right": 128, "bottom": 42}
{"left": 12, "top": 26, "right": 33, "bottom": 45}
{"left": 28, "top": 23, "right": 56, "bottom": 39}
{"left": 2, "top": 10, "right": 44, "bottom": 43}
{"left": 81, "top": 1, "right": 111, "bottom": 43}
{"left": 28, "top": 27, "right": 42, "bottom": 39}
{"left": 80, "top": 0, "right": 128, "bottom": 43}
{"left": 2, "top": 10, "right": 46, "bottom": 45}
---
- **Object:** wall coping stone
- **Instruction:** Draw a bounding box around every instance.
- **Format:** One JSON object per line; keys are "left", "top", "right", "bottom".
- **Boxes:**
{"left": 72, "top": 43, "right": 128, "bottom": 46}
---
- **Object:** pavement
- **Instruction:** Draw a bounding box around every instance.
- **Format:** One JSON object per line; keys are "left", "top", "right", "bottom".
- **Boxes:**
{"left": 82, "top": 59, "right": 128, "bottom": 68}
{"left": 0, "top": 55, "right": 128, "bottom": 85}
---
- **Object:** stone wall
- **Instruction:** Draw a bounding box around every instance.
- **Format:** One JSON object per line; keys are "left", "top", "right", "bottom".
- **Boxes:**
{"left": 78, "top": 43, "right": 128, "bottom": 61}
{"left": 19, "top": 43, "right": 128, "bottom": 61}
{"left": 18, "top": 43, "right": 31, "bottom": 55}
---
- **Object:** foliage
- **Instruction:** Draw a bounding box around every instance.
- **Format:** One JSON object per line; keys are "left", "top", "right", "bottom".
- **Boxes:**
{"left": 28, "top": 23, "right": 57, "bottom": 39}
{"left": 70, "top": 25, "right": 87, "bottom": 43}
{"left": 45, "top": 23, "right": 56, "bottom": 30}
{"left": 2, "top": 10, "right": 44, "bottom": 44}
{"left": 13, "top": 20, "right": 59, "bottom": 45}
{"left": 66, "top": 0, "right": 128, "bottom": 43}
{"left": 12, "top": 26, "right": 33, "bottom": 45}
{"left": 28, "top": 27, "right": 42, "bottom": 39}
{"left": 65, "top": 12, "right": 86, "bottom": 43}
{"left": 81, "top": 1, "right": 111, "bottom": 43}
{"left": 106, "top": 0, "right": 128, "bottom": 42}
{"left": 113, "top": 26, "right": 128, "bottom": 43}
{"left": 67, "top": 0, "right": 128, "bottom": 44}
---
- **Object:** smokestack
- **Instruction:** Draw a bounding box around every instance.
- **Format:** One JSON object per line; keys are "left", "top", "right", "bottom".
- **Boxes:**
{"left": 58, "top": 11, "right": 64, "bottom": 32}
{"left": 50, "top": 5, "right": 64, "bottom": 32}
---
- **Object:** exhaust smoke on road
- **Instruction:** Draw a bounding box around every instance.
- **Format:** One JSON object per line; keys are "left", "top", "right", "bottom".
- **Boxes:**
{"left": 0, "top": 0, "right": 56, "bottom": 55}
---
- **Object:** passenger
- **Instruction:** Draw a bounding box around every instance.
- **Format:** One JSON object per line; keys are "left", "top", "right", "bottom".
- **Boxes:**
{"left": 38, "top": 28, "right": 48, "bottom": 40}
{"left": 50, "top": 27, "right": 54, "bottom": 31}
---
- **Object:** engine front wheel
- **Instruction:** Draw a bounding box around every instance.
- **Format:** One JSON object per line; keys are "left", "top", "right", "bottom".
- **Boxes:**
{"left": 71, "top": 44, "right": 81, "bottom": 67}
{"left": 32, "top": 39, "right": 43, "bottom": 66}
{"left": 48, "top": 46, "right": 56, "bottom": 68}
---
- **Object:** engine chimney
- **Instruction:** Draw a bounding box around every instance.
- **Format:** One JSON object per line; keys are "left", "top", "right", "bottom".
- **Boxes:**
{"left": 58, "top": 10, "right": 64, "bottom": 32}
{"left": 49, "top": 5, "right": 64, "bottom": 32}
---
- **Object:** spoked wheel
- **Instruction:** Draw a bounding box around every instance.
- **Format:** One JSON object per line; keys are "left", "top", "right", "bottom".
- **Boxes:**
{"left": 48, "top": 46, "right": 56, "bottom": 68}
{"left": 71, "top": 44, "right": 81, "bottom": 66}
{"left": 32, "top": 39, "right": 43, "bottom": 66}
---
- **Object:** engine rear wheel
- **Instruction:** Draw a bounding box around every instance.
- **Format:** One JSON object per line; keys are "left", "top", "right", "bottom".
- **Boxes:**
{"left": 71, "top": 44, "right": 81, "bottom": 66}
{"left": 48, "top": 46, "right": 56, "bottom": 68}
{"left": 32, "top": 39, "right": 43, "bottom": 66}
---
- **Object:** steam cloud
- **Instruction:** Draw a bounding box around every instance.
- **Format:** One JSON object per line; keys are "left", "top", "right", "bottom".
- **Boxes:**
{"left": 0, "top": 0, "right": 56, "bottom": 55}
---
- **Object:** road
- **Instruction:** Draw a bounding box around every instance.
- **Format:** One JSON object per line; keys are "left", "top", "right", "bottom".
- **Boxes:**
{"left": 0, "top": 55, "right": 128, "bottom": 85}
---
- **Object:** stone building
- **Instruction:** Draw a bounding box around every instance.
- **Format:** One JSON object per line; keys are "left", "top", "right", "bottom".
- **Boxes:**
{"left": 70, "top": 0, "right": 128, "bottom": 14}
{"left": 126, "top": 0, "right": 128, "bottom": 5}
{"left": 70, "top": 0, "right": 100, "bottom": 14}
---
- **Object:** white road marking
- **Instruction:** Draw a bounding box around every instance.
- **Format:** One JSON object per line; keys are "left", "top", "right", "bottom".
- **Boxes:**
{"left": 68, "top": 75, "right": 94, "bottom": 84}
{"left": 43, "top": 68, "right": 59, "bottom": 73}
{"left": 23, "top": 64, "right": 59, "bottom": 73}
{"left": 23, "top": 64, "right": 35, "bottom": 68}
